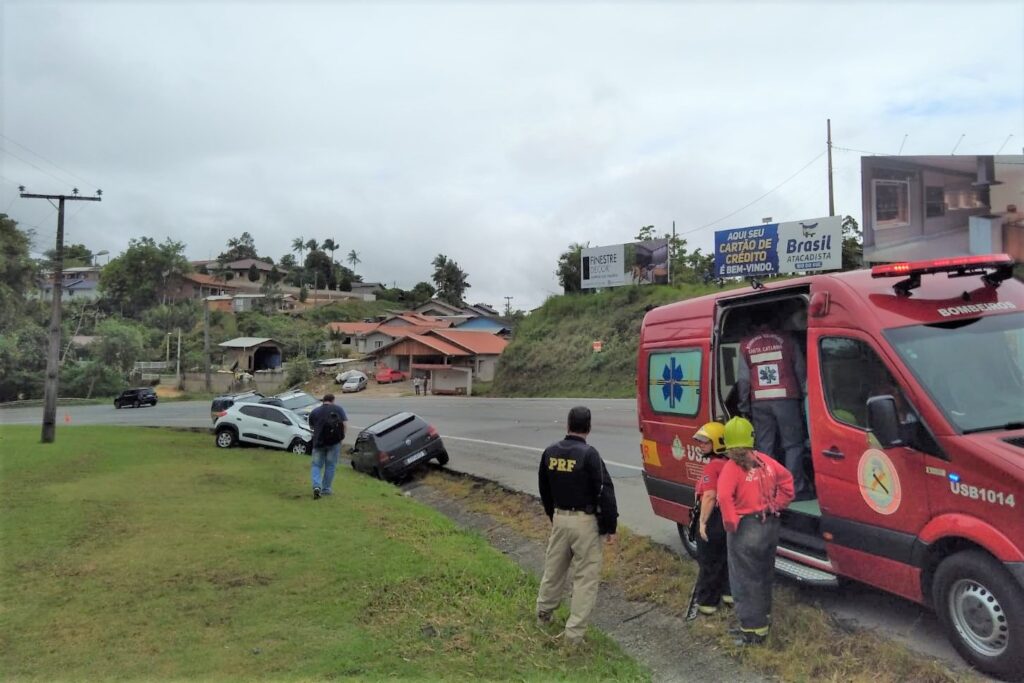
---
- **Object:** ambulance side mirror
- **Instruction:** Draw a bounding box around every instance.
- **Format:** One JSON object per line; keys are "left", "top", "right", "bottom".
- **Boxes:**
{"left": 867, "top": 395, "right": 903, "bottom": 448}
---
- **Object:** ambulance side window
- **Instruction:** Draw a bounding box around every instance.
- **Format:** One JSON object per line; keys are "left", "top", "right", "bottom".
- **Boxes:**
{"left": 820, "top": 337, "right": 942, "bottom": 457}
{"left": 647, "top": 349, "right": 702, "bottom": 417}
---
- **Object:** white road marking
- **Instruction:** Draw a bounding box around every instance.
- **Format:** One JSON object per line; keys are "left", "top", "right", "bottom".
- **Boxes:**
{"left": 441, "top": 434, "right": 644, "bottom": 472}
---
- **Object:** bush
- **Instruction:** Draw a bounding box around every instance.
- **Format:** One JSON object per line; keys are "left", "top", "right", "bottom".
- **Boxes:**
{"left": 286, "top": 355, "right": 314, "bottom": 386}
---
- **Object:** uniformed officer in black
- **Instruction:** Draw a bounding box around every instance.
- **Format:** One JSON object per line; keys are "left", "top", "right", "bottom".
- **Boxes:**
{"left": 535, "top": 406, "right": 618, "bottom": 647}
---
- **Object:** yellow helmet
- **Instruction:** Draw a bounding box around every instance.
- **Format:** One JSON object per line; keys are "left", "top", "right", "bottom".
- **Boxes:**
{"left": 723, "top": 416, "right": 755, "bottom": 450}
{"left": 693, "top": 422, "right": 726, "bottom": 454}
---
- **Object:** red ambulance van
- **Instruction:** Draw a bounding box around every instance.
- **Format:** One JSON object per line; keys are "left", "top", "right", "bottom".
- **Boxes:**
{"left": 637, "top": 254, "right": 1024, "bottom": 679}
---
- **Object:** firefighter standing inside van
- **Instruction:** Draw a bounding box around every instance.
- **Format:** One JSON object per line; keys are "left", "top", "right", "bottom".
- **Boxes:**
{"left": 692, "top": 422, "right": 733, "bottom": 615}
{"left": 535, "top": 406, "right": 618, "bottom": 648}
{"left": 717, "top": 416, "right": 794, "bottom": 645}
{"left": 736, "top": 312, "right": 814, "bottom": 500}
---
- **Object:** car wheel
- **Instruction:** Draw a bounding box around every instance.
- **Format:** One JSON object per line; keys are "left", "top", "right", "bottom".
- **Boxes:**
{"left": 436, "top": 450, "right": 449, "bottom": 467}
{"left": 676, "top": 522, "right": 699, "bottom": 560}
{"left": 133, "top": 400, "right": 140, "bottom": 409}
{"left": 114, "top": 402, "right": 121, "bottom": 409}
{"left": 373, "top": 466, "right": 383, "bottom": 480}
{"left": 215, "top": 428, "right": 237, "bottom": 449}
{"left": 934, "top": 550, "right": 1024, "bottom": 680}
{"left": 289, "top": 440, "right": 310, "bottom": 455}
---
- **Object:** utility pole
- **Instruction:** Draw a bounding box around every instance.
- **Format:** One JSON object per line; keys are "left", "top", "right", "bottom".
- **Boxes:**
{"left": 176, "top": 328, "right": 182, "bottom": 389}
{"left": 826, "top": 119, "right": 835, "bottom": 217}
{"left": 503, "top": 296, "right": 513, "bottom": 317}
{"left": 670, "top": 220, "right": 676, "bottom": 285}
{"left": 203, "top": 298, "right": 212, "bottom": 392}
{"left": 19, "top": 187, "right": 102, "bottom": 444}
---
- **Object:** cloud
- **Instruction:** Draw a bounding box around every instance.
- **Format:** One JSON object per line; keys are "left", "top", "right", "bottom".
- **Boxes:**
{"left": 3, "top": 2, "right": 1022, "bottom": 310}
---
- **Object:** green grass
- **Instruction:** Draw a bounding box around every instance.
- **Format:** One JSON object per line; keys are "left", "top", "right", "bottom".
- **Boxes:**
{"left": 492, "top": 283, "right": 745, "bottom": 398}
{"left": 0, "top": 426, "right": 647, "bottom": 682}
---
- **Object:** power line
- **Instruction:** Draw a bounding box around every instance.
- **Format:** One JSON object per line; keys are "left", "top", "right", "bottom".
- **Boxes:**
{"left": 679, "top": 151, "right": 826, "bottom": 237}
{"left": 0, "top": 145, "right": 82, "bottom": 190}
{"left": 0, "top": 134, "right": 101, "bottom": 190}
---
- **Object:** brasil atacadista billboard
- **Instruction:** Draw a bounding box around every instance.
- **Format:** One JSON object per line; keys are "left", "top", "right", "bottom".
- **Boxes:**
{"left": 713, "top": 215, "right": 842, "bottom": 278}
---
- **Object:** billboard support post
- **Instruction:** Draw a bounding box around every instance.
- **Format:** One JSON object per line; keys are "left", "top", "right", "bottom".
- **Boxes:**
{"left": 827, "top": 119, "right": 835, "bottom": 217}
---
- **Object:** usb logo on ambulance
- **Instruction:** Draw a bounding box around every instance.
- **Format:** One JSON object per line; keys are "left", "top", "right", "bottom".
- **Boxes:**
{"left": 714, "top": 216, "right": 843, "bottom": 278}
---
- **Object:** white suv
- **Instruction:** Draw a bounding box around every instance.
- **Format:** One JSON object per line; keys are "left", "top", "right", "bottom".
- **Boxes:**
{"left": 214, "top": 403, "right": 312, "bottom": 454}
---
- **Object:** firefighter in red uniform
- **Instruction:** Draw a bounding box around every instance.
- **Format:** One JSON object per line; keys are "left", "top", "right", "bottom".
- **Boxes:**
{"left": 736, "top": 311, "right": 813, "bottom": 500}
{"left": 717, "top": 416, "right": 795, "bottom": 645}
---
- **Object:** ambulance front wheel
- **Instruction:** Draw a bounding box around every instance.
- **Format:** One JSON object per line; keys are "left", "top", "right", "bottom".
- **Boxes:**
{"left": 934, "top": 550, "right": 1024, "bottom": 681}
{"left": 676, "top": 523, "right": 698, "bottom": 560}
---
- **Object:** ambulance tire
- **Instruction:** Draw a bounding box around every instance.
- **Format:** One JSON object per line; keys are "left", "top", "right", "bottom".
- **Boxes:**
{"left": 676, "top": 523, "right": 699, "bottom": 560}
{"left": 934, "top": 550, "right": 1024, "bottom": 681}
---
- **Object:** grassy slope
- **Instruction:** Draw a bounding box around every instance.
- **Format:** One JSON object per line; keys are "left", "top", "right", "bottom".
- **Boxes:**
{"left": 493, "top": 284, "right": 743, "bottom": 398}
{"left": 0, "top": 426, "right": 646, "bottom": 681}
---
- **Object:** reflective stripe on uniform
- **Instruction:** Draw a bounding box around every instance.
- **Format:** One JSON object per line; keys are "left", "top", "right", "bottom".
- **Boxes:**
{"left": 753, "top": 388, "right": 788, "bottom": 399}
{"left": 749, "top": 350, "right": 783, "bottom": 363}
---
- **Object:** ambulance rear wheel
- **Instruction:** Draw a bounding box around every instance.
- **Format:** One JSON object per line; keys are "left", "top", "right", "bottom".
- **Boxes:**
{"left": 934, "top": 550, "right": 1024, "bottom": 681}
{"left": 676, "top": 523, "right": 698, "bottom": 560}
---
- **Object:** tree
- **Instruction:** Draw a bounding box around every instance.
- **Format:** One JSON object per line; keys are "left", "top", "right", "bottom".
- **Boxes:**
{"left": 279, "top": 254, "right": 297, "bottom": 270}
{"left": 299, "top": 285, "right": 309, "bottom": 303}
{"left": 45, "top": 242, "right": 93, "bottom": 268}
{"left": 304, "top": 249, "right": 332, "bottom": 293}
{"left": 0, "top": 214, "right": 37, "bottom": 330}
{"left": 431, "top": 254, "right": 470, "bottom": 306}
{"left": 291, "top": 237, "right": 307, "bottom": 286}
{"left": 268, "top": 265, "right": 282, "bottom": 284}
{"left": 93, "top": 319, "right": 145, "bottom": 375}
{"left": 347, "top": 249, "right": 361, "bottom": 269}
{"left": 247, "top": 263, "right": 260, "bottom": 282}
{"left": 323, "top": 238, "right": 338, "bottom": 267}
{"left": 410, "top": 281, "right": 436, "bottom": 305}
{"left": 556, "top": 242, "right": 589, "bottom": 294}
{"left": 305, "top": 238, "right": 320, "bottom": 254}
{"left": 218, "top": 231, "right": 259, "bottom": 263}
{"left": 259, "top": 276, "right": 284, "bottom": 314}
{"left": 841, "top": 215, "right": 863, "bottom": 271}
{"left": 99, "top": 237, "right": 191, "bottom": 315}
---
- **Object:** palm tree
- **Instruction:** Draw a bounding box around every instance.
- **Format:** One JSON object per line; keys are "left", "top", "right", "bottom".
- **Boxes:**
{"left": 291, "top": 237, "right": 306, "bottom": 287}
{"left": 347, "top": 249, "right": 361, "bottom": 269}
{"left": 323, "top": 238, "right": 338, "bottom": 266}
{"left": 305, "top": 238, "right": 320, "bottom": 255}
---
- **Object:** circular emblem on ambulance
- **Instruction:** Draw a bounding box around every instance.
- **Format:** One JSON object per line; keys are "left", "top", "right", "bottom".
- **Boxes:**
{"left": 672, "top": 435, "right": 685, "bottom": 460}
{"left": 857, "top": 449, "right": 902, "bottom": 515}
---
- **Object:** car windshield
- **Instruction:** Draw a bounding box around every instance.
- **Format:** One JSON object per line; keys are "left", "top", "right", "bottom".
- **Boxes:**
{"left": 343, "top": 379, "right": 360, "bottom": 385}
{"left": 280, "top": 394, "right": 318, "bottom": 410}
{"left": 885, "top": 312, "right": 1024, "bottom": 434}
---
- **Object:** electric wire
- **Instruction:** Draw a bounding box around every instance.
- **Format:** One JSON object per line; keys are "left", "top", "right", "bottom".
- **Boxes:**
{"left": 678, "top": 151, "right": 826, "bottom": 236}
{"left": 0, "top": 134, "right": 101, "bottom": 191}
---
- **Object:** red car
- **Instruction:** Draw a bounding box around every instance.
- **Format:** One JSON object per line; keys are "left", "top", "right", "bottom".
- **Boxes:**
{"left": 375, "top": 367, "right": 407, "bottom": 384}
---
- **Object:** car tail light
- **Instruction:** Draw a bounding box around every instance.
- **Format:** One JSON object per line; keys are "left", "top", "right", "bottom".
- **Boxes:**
{"left": 427, "top": 425, "right": 438, "bottom": 438}
{"left": 378, "top": 451, "right": 390, "bottom": 463}
{"left": 216, "top": 410, "right": 228, "bottom": 417}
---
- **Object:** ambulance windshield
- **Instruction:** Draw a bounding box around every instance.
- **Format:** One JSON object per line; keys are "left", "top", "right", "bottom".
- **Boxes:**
{"left": 885, "top": 312, "right": 1024, "bottom": 434}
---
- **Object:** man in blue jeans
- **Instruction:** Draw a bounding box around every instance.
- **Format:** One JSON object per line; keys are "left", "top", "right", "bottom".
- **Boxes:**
{"left": 307, "top": 393, "right": 348, "bottom": 500}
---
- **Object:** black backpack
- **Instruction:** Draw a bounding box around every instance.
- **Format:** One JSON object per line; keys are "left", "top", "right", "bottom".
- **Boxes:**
{"left": 320, "top": 409, "right": 344, "bottom": 444}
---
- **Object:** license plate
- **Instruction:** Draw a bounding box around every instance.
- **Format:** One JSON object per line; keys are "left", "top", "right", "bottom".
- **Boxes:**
{"left": 406, "top": 450, "right": 426, "bottom": 464}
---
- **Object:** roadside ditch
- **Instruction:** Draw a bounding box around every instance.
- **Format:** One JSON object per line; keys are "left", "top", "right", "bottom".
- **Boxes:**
{"left": 402, "top": 468, "right": 979, "bottom": 683}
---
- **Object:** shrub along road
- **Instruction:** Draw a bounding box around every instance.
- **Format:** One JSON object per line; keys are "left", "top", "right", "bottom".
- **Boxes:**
{"left": 0, "top": 396, "right": 975, "bottom": 675}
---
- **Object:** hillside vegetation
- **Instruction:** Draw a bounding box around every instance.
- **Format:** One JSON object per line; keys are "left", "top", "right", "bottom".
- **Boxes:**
{"left": 493, "top": 283, "right": 745, "bottom": 398}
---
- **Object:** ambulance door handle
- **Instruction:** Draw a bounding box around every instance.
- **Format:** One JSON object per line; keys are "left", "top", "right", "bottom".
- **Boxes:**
{"left": 822, "top": 447, "right": 845, "bottom": 460}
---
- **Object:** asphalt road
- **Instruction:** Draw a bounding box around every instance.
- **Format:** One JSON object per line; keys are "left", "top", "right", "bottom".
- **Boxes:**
{"left": 1, "top": 396, "right": 971, "bottom": 674}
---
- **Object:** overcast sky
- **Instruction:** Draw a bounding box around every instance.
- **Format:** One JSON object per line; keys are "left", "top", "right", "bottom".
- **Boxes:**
{"left": 3, "top": 2, "right": 1023, "bottom": 311}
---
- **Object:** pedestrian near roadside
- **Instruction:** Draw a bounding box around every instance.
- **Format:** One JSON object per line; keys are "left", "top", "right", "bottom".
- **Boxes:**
{"left": 413, "top": 376, "right": 422, "bottom": 395}
{"left": 692, "top": 422, "right": 732, "bottom": 615}
{"left": 736, "top": 311, "right": 814, "bottom": 500}
{"left": 535, "top": 406, "right": 618, "bottom": 648}
{"left": 717, "top": 416, "right": 794, "bottom": 645}
{"left": 307, "top": 393, "right": 348, "bottom": 500}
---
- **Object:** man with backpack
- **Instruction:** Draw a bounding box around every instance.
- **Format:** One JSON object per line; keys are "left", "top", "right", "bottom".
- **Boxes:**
{"left": 307, "top": 393, "right": 348, "bottom": 500}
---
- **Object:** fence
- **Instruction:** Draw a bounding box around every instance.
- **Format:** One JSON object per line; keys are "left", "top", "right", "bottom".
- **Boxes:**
{"left": 167, "top": 371, "right": 287, "bottom": 395}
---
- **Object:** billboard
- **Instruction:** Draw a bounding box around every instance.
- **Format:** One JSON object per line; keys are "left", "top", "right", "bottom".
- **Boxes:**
{"left": 581, "top": 239, "right": 669, "bottom": 289}
{"left": 713, "top": 216, "right": 842, "bottom": 278}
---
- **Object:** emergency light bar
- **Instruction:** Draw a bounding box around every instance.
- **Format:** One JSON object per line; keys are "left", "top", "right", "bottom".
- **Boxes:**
{"left": 871, "top": 254, "right": 1015, "bottom": 296}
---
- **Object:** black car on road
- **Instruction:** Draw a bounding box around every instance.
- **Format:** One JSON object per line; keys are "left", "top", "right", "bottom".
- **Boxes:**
{"left": 350, "top": 412, "right": 448, "bottom": 481}
{"left": 210, "top": 390, "right": 265, "bottom": 424}
{"left": 114, "top": 387, "right": 158, "bottom": 409}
